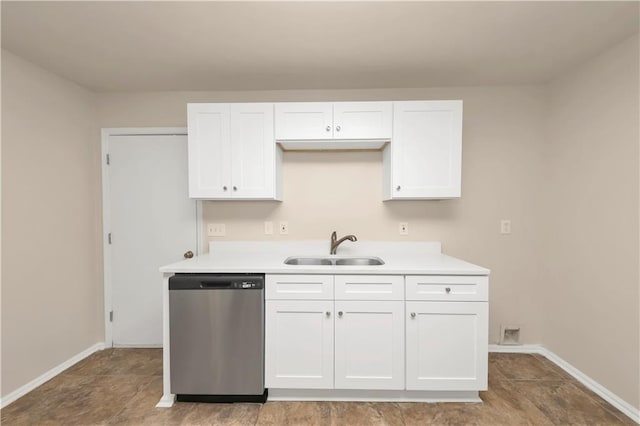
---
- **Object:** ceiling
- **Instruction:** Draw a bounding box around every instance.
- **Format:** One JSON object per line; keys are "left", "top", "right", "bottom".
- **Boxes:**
{"left": 2, "top": 1, "right": 638, "bottom": 92}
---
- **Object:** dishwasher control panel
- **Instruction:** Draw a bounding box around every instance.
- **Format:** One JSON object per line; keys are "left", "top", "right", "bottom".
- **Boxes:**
{"left": 169, "top": 273, "right": 265, "bottom": 290}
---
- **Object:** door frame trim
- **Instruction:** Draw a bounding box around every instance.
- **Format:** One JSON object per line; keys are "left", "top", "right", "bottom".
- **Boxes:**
{"left": 101, "top": 127, "right": 202, "bottom": 347}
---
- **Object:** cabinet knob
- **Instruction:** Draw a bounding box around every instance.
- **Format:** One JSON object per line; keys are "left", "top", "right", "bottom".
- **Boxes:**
{"left": 233, "top": 186, "right": 238, "bottom": 191}
{"left": 338, "top": 311, "right": 343, "bottom": 317}
{"left": 183, "top": 250, "right": 194, "bottom": 259}
{"left": 396, "top": 185, "right": 401, "bottom": 191}
{"left": 223, "top": 186, "right": 228, "bottom": 191}
{"left": 326, "top": 125, "right": 331, "bottom": 132}
{"left": 325, "top": 311, "right": 331, "bottom": 317}
{"left": 336, "top": 125, "right": 341, "bottom": 132}
{"left": 445, "top": 287, "right": 451, "bottom": 293}
{"left": 410, "top": 312, "right": 416, "bottom": 318}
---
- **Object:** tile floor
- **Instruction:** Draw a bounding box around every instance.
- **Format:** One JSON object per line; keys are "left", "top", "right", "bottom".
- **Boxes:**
{"left": 1, "top": 349, "right": 635, "bottom": 425}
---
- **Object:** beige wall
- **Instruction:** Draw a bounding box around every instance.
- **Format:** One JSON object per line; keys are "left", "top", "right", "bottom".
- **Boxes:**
{"left": 1, "top": 50, "right": 102, "bottom": 397}
{"left": 543, "top": 34, "right": 640, "bottom": 409}
{"left": 97, "top": 86, "right": 548, "bottom": 345}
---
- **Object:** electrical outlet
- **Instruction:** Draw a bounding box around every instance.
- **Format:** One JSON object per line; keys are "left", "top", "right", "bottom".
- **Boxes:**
{"left": 207, "top": 223, "right": 226, "bottom": 237}
{"left": 279, "top": 221, "right": 289, "bottom": 235}
{"left": 264, "top": 221, "right": 274, "bottom": 235}
{"left": 500, "top": 220, "right": 512, "bottom": 235}
{"left": 399, "top": 222, "right": 409, "bottom": 235}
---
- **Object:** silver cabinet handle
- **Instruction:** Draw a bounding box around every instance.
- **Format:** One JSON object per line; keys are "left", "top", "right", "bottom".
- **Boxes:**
{"left": 396, "top": 185, "right": 401, "bottom": 191}
{"left": 410, "top": 312, "right": 416, "bottom": 318}
{"left": 338, "top": 311, "right": 343, "bottom": 317}
{"left": 326, "top": 125, "right": 331, "bottom": 132}
{"left": 336, "top": 125, "right": 341, "bottom": 132}
{"left": 223, "top": 186, "right": 228, "bottom": 191}
{"left": 233, "top": 186, "right": 238, "bottom": 191}
{"left": 325, "top": 311, "right": 331, "bottom": 317}
{"left": 445, "top": 287, "right": 451, "bottom": 293}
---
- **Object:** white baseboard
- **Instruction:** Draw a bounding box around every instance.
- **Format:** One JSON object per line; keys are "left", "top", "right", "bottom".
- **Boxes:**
{"left": 156, "top": 393, "right": 175, "bottom": 408}
{"left": 489, "top": 344, "right": 639, "bottom": 424}
{"left": 488, "top": 344, "right": 544, "bottom": 354}
{"left": 0, "top": 342, "right": 106, "bottom": 409}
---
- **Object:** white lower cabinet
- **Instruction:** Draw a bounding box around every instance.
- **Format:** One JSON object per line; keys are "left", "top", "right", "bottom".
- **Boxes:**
{"left": 334, "top": 301, "right": 404, "bottom": 390}
{"left": 265, "top": 273, "right": 489, "bottom": 398}
{"left": 405, "top": 301, "right": 488, "bottom": 391}
{"left": 265, "top": 300, "right": 334, "bottom": 389}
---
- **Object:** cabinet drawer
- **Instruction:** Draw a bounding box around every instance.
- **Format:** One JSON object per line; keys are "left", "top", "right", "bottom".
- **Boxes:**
{"left": 266, "top": 275, "right": 333, "bottom": 300}
{"left": 334, "top": 275, "right": 404, "bottom": 300}
{"left": 405, "top": 276, "right": 488, "bottom": 301}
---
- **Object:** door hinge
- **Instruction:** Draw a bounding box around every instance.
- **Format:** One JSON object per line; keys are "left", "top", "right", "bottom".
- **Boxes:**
{"left": 109, "top": 311, "right": 114, "bottom": 322}
{"left": 106, "top": 153, "right": 110, "bottom": 165}
{"left": 108, "top": 233, "right": 112, "bottom": 244}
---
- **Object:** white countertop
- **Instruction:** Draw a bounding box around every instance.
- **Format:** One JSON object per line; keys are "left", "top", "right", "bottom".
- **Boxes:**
{"left": 159, "top": 241, "right": 490, "bottom": 276}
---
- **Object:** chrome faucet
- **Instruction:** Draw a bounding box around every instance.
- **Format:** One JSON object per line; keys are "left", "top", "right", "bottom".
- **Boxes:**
{"left": 330, "top": 231, "right": 358, "bottom": 255}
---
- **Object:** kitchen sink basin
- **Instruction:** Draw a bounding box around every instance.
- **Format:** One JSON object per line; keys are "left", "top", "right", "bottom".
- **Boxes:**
{"left": 283, "top": 257, "right": 333, "bottom": 265}
{"left": 284, "top": 256, "right": 384, "bottom": 266}
{"left": 335, "top": 257, "right": 384, "bottom": 266}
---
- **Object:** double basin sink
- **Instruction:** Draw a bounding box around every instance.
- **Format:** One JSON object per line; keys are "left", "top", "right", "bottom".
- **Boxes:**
{"left": 284, "top": 256, "right": 384, "bottom": 266}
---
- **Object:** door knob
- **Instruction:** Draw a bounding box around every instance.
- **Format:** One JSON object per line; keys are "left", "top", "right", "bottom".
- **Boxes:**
{"left": 184, "top": 250, "right": 194, "bottom": 259}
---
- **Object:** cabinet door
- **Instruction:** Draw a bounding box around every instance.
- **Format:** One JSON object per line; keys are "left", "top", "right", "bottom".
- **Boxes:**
{"left": 334, "top": 301, "right": 404, "bottom": 390}
{"left": 406, "top": 301, "right": 488, "bottom": 391}
{"left": 230, "top": 103, "right": 276, "bottom": 199}
{"left": 187, "top": 104, "right": 231, "bottom": 198}
{"left": 333, "top": 102, "right": 392, "bottom": 140}
{"left": 391, "top": 101, "right": 462, "bottom": 199}
{"left": 265, "top": 300, "right": 334, "bottom": 389}
{"left": 275, "top": 103, "right": 333, "bottom": 140}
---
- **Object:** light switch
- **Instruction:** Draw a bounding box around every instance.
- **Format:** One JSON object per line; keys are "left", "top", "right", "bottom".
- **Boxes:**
{"left": 264, "top": 221, "right": 274, "bottom": 235}
{"left": 500, "top": 220, "right": 511, "bottom": 235}
{"left": 208, "top": 223, "right": 226, "bottom": 237}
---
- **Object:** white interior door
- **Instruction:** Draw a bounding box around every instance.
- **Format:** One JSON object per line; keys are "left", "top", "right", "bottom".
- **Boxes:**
{"left": 107, "top": 134, "right": 197, "bottom": 346}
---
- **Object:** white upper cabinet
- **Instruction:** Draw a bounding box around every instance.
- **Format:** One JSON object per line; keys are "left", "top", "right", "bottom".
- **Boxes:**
{"left": 187, "top": 104, "right": 231, "bottom": 199}
{"left": 187, "top": 103, "right": 281, "bottom": 200}
{"left": 332, "top": 102, "right": 392, "bottom": 140}
{"left": 275, "top": 102, "right": 392, "bottom": 145}
{"left": 275, "top": 103, "right": 333, "bottom": 140}
{"left": 385, "top": 101, "right": 463, "bottom": 200}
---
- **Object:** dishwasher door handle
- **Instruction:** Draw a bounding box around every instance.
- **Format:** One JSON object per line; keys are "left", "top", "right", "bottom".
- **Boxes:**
{"left": 200, "top": 281, "right": 233, "bottom": 289}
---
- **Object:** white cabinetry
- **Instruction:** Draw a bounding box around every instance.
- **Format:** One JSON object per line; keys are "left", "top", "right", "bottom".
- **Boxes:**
{"left": 406, "top": 301, "right": 488, "bottom": 391}
{"left": 187, "top": 103, "right": 281, "bottom": 200}
{"left": 266, "top": 273, "right": 487, "bottom": 395}
{"left": 265, "top": 274, "right": 405, "bottom": 391}
{"left": 384, "top": 101, "right": 463, "bottom": 200}
{"left": 334, "top": 300, "right": 404, "bottom": 390}
{"left": 265, "top": 300, "right": 334, "bottom": 389}
{"left": 405, "top": 275, "right": 488, "bottom": 391}
{"left": 275, "top": 102, "right": 392, "bottom": 145}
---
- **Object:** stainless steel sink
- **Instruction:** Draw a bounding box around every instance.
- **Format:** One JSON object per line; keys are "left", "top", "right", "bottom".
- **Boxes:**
{"left": 335, "top": 257, "right": 384, "bottom": 266}
{"left": 283, "top": 257, "right": 333, "bottom": 265}
{"left": 284, "top": 256, "right": 384, "bottom": 266}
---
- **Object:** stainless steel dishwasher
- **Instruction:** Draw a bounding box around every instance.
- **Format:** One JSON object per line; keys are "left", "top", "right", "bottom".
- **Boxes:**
{"left": 169, "top": 273, "right": 266, "bottom": 403}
